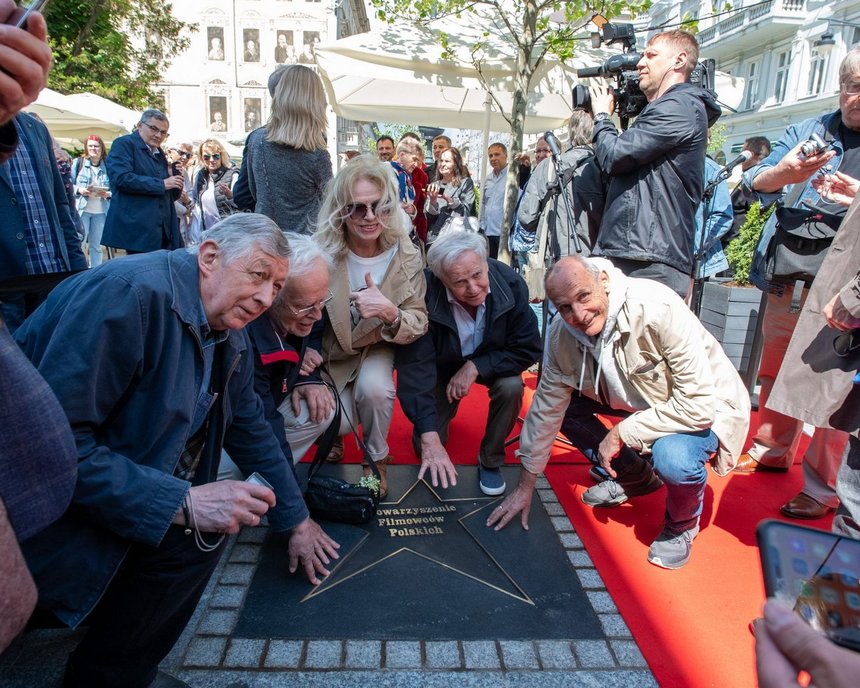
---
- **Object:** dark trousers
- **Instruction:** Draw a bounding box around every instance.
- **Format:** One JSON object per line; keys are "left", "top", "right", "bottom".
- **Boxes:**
{"left": 486, "top": 235, "right": 500, "bottom": 260}
{"left": 62, "top": 526, "right": 226, "bottom": 688}
{"left": 610, "top": 257, "right": 691, "bottom": 300}
{"left": 1, "top": 289, "right": 53, "bottom": 333}
{"left": 413, "top": 374, "right": 523, "bottom": 468}
{"left": 560, "top": 395, "right": 640, "bottom": 476}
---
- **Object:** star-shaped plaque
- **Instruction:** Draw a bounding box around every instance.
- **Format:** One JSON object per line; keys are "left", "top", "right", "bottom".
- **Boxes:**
{"left": 303, "top": 474, "right": 534, "bottom": 605}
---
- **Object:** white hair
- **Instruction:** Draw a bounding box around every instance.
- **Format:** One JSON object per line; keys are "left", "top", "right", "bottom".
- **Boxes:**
{"left": 426, "top": 230, "right": 488, "bottom": 279}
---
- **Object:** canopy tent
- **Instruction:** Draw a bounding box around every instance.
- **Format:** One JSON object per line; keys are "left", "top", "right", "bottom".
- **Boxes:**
{"left": 26, "top": 89, "right": 138, "bottom": 145}
{"left": 314, "top": 16, "right": 589, "bottom": 135}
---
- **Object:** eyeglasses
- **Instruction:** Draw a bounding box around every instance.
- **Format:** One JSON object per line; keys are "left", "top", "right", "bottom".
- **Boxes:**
{"left": 841, "top": 81, "right": 860, "bottom": 96}
{"left": 202, "top": 153, "right": 222, "bottom": 161}
{"left": 341, "top": 200, "right": 390, "bottom": 221}
{"left": 141, "top": 121, "right": 169, "bottom": 137}
{"left": 287, "top": 290, "right": 334, "bottom": 316}
{"left": 177, "top": 152, "right": 192, "bottom": 159}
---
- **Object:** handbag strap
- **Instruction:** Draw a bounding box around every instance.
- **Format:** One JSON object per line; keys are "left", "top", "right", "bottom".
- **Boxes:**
{"left": 306, "top": 366, "right": 380, "bottom": 483}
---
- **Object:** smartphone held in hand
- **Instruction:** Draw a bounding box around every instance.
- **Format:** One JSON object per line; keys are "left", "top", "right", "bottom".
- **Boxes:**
{"left": 757, "top": 519, "right": 860, "bottom": 652}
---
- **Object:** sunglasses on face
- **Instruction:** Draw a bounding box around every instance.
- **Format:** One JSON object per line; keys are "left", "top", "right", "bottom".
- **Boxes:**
{"left": 342, "top": 200, "right": 390, "bottom": 221}
{"left": 202, "top": 153, "right": 222, "bottom": 161}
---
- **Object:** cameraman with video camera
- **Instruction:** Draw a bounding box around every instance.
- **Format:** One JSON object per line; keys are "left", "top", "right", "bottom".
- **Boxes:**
{"left": 732, "top": 48, "right": 860, "bottom": 523}
{"left": 588, "top": 29, "right": 720, "bottom": 298}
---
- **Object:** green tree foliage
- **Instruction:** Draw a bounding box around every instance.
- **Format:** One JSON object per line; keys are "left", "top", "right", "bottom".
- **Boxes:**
{"left": 370, "top": 122, "right": 423, "bottom": 154}
{"left": 726, "top": 201, "right": 774, "bottom": 285}
{"left": 369, "top": 0, "right": 651, "bottom": 261}
{"left": 45, "top": 0, "right": 194, "bottom": 110}
{"left": 707, "top": 122, "right": 726, "bottom": 157}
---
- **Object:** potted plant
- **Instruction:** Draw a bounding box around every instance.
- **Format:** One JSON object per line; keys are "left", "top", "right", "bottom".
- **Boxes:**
{"left": 698, "top": 201, "right": 774, "bottom": 376}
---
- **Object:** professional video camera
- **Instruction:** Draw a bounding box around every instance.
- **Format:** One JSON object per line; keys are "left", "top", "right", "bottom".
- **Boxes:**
{"left": 572, "top": 18, "right": 716, "bottom": 129}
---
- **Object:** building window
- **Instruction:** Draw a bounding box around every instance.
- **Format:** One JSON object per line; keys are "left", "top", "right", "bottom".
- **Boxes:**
{"left": 773, "top": 50, "right": 789, "bottom": 103}
{"left": 743, "top": 60, "right": 759, "bottom": 110}
{"left": 807, "top": 47, "right": 829, "bottom": 96}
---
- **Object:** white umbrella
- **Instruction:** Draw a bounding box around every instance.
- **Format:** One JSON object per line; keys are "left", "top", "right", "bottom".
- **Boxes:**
{"left": 26, "top": 88, "right": 136, "bottom": 145}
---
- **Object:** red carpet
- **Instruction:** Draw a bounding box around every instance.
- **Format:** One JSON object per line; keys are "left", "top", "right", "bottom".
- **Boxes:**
{"left": 305, "top": 373, "right": 833, "bottom": 687}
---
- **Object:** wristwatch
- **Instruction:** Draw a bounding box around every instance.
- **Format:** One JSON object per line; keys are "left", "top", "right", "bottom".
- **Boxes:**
{"left": 594, "top": 112, "right": 612, "bottom": 123}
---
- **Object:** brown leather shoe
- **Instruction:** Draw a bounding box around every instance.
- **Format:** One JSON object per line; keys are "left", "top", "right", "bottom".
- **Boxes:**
{"left": 733, "top": 453, "right": 789, "bottom": 474}
{"left": 780, "top": 492, "right": 835, "bottom": 520}
{"left": 363, "top": 455, "right": 392, "bottom": 499}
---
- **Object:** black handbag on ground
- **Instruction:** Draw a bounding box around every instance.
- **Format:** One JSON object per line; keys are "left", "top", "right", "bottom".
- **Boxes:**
{"left": 303, "top": 378, "right": 381, "bottom": 525}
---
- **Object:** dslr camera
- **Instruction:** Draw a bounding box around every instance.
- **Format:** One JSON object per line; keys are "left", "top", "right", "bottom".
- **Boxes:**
{"left": 573, "top": 20, "right": 716, "bottom": 129}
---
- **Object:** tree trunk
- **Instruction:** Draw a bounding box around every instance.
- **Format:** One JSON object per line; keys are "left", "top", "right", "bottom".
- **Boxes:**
{"left": 498, "top": 0, "right": 537, "bottom": 265}
{"left": 69, "top": 0, "right": 110, "bottom": 60}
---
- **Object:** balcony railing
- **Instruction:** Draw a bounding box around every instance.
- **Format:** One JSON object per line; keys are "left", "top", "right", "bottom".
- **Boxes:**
{"left": 698, "top": 0, "right": 804, "bottom": 45}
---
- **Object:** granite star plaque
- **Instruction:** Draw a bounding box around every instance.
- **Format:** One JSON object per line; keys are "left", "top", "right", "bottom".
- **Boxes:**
{"left": 235, "top": 465, "right": 603, "bottom": 641}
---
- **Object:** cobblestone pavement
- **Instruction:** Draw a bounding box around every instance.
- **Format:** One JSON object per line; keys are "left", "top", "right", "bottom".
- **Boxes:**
{"left": 0, "top": 476, "right": 657, "bottom": 688}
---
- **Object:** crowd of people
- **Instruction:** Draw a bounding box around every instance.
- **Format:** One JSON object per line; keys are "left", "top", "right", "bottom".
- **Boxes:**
{"left": 1, "top": 8, "right": 859, "bottom": 687}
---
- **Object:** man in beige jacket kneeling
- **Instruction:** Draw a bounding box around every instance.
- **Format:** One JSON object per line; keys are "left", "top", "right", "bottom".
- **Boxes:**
{"left": 488, "top": 256, "right": 750, "bottom": 569}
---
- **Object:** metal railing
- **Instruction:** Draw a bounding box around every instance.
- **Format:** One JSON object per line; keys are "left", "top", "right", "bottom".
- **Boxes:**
{"left": 698, "top": 0, "right": 804, "bottom": 45}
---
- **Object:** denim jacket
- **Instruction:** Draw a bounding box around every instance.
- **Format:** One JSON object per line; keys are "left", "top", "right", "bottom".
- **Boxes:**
{"left": 742, "top": 111, "right": 844, "bottom": 291}
{"left": 694, "top": 156, "right": 733, "bottom": 278}
{"left": 72, "top": 157, "right": 111, "bottom": 214}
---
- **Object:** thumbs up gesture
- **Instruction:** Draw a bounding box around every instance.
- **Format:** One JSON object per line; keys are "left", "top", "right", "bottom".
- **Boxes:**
{"left": 349, "top": 272, "right": 399, "bottom": 325}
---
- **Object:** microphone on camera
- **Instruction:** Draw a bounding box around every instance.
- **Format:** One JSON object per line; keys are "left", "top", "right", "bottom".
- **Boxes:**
{"left": 544, "top": 131, "right": 563, "bottom": 159}
{"left": 718, "top": 149, "right": 753, "bottom": 176}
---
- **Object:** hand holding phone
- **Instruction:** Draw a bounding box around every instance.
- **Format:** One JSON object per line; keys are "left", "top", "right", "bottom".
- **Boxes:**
{"left": 0, "top": 0, "right": 52, "bottom": 126}
{"left": 757, "top": 519, "right": 860, "bottom": 652}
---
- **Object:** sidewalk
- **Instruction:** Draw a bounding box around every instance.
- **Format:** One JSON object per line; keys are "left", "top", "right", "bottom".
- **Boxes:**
{"left": 0, "top": 475, "right": 656, "bottom": 688}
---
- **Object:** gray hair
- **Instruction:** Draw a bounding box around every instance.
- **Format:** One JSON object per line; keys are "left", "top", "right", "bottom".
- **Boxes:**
{"left": 568, "top": 110, "right": 594, "bottom": 147}
{"left": 840, "top": 47, "right": 860, "bottom": 86}
{"left": 190, "top": 213, "right": 291, "bottom": 263}
{"left": 315, "top": 154, "right": 410, "bottom": 259}
{"left": 140, "top": 109, "right": 168, "bottom": 125}
{"left": 285, "top": 233, "right": 333, "bottom": 279}
{"left": 427, "top": 230, "right": 488, "bottom": 279}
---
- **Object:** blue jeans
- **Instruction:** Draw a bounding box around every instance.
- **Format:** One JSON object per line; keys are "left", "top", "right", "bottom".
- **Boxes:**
{"left": 80, "top": 212, "right": 107, "bottom": 267}
{"left": 561, "top": 395, "right": 718, "bottom": 532}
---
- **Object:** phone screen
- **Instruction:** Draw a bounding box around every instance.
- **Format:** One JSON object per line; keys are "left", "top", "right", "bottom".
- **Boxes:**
{"left": 757, "top": 520, "right": 860, "bottom": 651}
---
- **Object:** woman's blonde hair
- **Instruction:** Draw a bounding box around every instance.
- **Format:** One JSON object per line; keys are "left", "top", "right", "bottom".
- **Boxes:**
{"left": 198, "top": 139, "right": 231, "bottom": 166}
{"left": 314, "top": 154, "right": 410, "bottom": 258}
{"left": 266, "top": 65, "right": 327, "bottom": 151}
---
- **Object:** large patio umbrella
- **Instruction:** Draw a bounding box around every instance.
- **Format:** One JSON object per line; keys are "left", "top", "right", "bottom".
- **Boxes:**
{"left": 26, "top": 89, "right": 137, "bottom": 145}
{"left": 314, "top": 17, "right": 587, "bottom": 135}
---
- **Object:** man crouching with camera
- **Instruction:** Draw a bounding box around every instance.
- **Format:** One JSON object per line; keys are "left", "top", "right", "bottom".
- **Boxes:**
{"left": 731, "top": 48, "right": 860, "bottom": 523}
{"left": 588, "top": 29, "right": 720, "bottom": 299}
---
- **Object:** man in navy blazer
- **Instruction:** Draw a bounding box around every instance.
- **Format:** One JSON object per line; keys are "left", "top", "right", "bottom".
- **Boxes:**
{"left": 102, "top": 109, "right": 184, "bottom": 254}
{"left": 0, "top": 112, "right": 86, "bottom": 331}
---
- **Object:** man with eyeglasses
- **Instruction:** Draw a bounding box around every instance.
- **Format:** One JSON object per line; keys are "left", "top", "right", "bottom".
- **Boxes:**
{"left": 734, "top": 47, "right": 860, "bottom": 522}
{"left": 218, "top": 235, "right": 337, "bottom": 481}
{"left": 102, "top": 108, "right": 184, "bottom": 256}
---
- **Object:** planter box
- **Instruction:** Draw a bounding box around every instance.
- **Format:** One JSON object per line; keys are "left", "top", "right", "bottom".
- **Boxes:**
{"left": 698, "top": 281, "right": 761, "bottom": 376}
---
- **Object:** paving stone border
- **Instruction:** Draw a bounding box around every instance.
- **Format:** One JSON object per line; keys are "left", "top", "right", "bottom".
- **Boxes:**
{"left": 174, "top": 475, "right": 656, "bottom": 684}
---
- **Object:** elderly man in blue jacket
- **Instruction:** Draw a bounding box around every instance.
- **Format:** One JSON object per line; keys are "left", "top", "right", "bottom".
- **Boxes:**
{"left": 102, "top": 108, "right": 184, "bottom": 254}
{"left": 15, "top": 214, "right": 339, "bottom": 688}
{"left": 396, "top": 230, "right": 542, "bottom": 496}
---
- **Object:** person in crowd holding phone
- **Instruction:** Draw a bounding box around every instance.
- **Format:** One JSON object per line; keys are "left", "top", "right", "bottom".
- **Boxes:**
{"left": 488, "top": 256, "right": 750, "bottom": 569}
{"left": 733, "top": 48, "right": 860, "bottom": 522}
{"left": 102, "top": 109, "right": 184, "bottom": 254}
{"left": 73, "top": 135, "right": 111, "bottom": 267}
{"left": 14, "top": 215, "right": 339, "bottom": 687}
{"left": 0, "top": 0, "right": 80, "bottom": 655}
{"left": 425, "top": 146, "right": 477, "bottom": 246}
{"left": 191, "top": 139, "right": 238, "bottom": 234}
{"left": 238, "top": 65, "right": 332, "bottom": 235}
{"left": 315, "top": 155, "right": 428, "bottom": 498}
{"left": 219, "top": 234, "right": 336, "bottom": 479}
{"left": 167, "top": 143, "right": 195, "bottom": 245}
{"left": 396, "top": 230, "right": 542, "bottom": 495}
